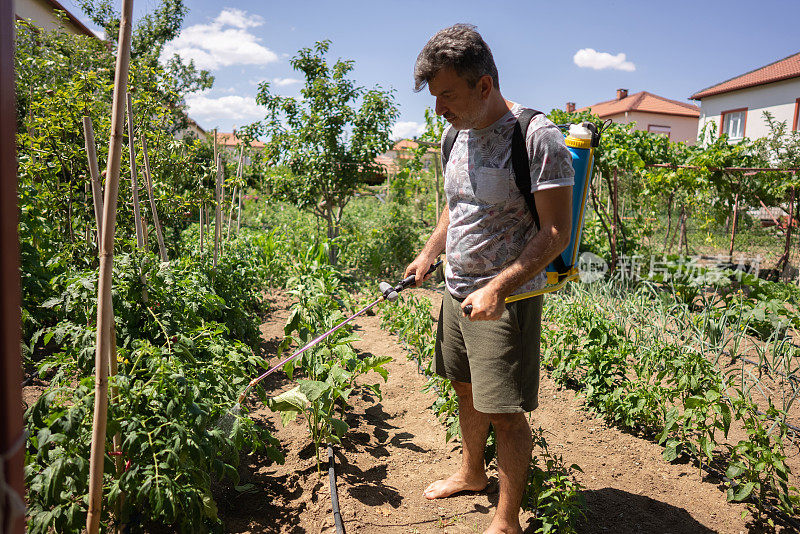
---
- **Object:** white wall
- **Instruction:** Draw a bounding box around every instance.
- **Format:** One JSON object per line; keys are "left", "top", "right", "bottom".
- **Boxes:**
{"left": 695, "top": 77, "right": 800, "bottom": 142}
{"left": 609, "top": 111, "right": 699, "bottom": 145}
{"left": 14, "top": 0, "right": 91, "bottom": 36}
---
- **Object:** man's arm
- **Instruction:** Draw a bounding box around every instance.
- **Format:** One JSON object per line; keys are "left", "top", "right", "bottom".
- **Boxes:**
{"left": 461, "top": 186, "right": 572, "bottom": 320}
{"left": 404, "top": 205, "right": 449, "bottom": 286}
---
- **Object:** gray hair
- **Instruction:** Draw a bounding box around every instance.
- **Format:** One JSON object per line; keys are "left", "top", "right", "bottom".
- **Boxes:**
{"left": 413, "top": 24, "right": 499, "bottom": 92}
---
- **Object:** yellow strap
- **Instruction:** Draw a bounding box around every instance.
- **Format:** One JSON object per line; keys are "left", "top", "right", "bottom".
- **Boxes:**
{"left": 505, "top": 268, "right": 580, "bottom": 302}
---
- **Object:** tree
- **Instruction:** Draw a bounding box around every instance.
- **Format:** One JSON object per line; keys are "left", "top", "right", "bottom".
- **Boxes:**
{"left": 75, "top": 0, "right": 213, "bottom": 126}
{"left": 248, "top": 40, "right": 399, "bottom": 264}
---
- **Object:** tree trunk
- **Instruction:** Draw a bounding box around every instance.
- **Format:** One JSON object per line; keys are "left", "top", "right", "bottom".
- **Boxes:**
{"left": 589, "top": 171, "right": 615, "bottom": 270}
{"left": 86, "top": 1, "right": 132, "bottom": 531}
{"left": 140, "top": 132, "right": 167, "bottom": 261}
{"left": 611, "top": 169, "right": 619, "bottom": 269}
{"left": 778, "top": 186, "right": 795, "bottom": 279}
{"left": 125, "top": 94, "right": 145, "bottom": 249}
{"left": 663, "top": 190, "right": 674, "bottom": 250}
{"left": 679, "top": 204, "right": 688, "bottom": 255}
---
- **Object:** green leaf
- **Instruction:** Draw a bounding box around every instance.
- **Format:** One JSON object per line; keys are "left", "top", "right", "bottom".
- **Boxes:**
{"left": 731, "top": 481, "right": 755, "bottom": 502}
{"left": 329, "top": 417, "right": 349, "bottom": 438}
{"left": 662, "top": 444, "right": 678, "bottom": 462}
{"left": 298, "top": 380, "right": 329, "bottom": 402}
{"left": 266, "top": 386, "right": 308, "bottom": 413}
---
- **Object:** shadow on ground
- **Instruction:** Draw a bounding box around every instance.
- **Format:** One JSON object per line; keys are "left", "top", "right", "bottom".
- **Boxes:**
{"left": 562, "top": 487, "right": 714, "bottom": 534}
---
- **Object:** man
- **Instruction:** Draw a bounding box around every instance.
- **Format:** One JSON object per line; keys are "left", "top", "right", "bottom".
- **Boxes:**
{"left": 404, "top": 24, "right": 574, "bottom": 534}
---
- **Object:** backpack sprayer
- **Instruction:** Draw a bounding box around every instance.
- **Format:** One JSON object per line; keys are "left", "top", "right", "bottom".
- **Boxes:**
{"left": 451, "top": 116, "right": 603, "bottom": 316}
{"left": 236, "top": 260, "right": 442, "bottom": 406}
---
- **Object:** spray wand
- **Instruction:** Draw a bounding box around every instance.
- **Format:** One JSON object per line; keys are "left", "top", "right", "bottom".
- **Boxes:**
{"left": 237, "top": 260, "right": 442, "bottom": 405}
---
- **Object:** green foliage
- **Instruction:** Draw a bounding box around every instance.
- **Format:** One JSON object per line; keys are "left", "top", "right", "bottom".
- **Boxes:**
{"left": 265, "top": 240, "right": 391, "bottom": 470}
{"left": 543, "top": 280, "right": 799, "bottom": 523}
{"left": 523, "top": 428, "right": 585, "bottom": 534}
{"left": 248, "top": 40, "right": 399, "bottom": 263}
{"left": 24, "top": 234, "right": 284, "bottom": 533}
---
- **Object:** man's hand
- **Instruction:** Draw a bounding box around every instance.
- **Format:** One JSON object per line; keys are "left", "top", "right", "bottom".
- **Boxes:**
{"left": 404, "top": 253, "right": 438, "bottom": 288}
{"left": 461, "top": 284, "right": 505, "bottom": 321}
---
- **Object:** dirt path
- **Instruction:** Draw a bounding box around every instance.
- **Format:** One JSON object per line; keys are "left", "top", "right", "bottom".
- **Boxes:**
{"left": 216, "top": 289, "right": 775, "bottom": 533}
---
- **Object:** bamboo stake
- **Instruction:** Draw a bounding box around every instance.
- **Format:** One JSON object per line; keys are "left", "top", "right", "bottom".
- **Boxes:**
{"left": 227, "top": 146, "right": 244, "bottom": 239}
{"left": 236, "top": 187, "right": 242, "bottom": 234}
{"left": 82, "top": 116, "right": 103, "bottom": 244}
{"left": 125, "top": 94, "right": 145, "bottom": 249}
{"left": 226, "top": 186, "right": 237, "bottom": 241}
{"left": 140, "top": 132, "right": 168, "bottom": 261}
{"left": 214, "top": 155, "right": 222, "bottom": 269}
{"left": 199, "top": 197, "right": 204, "bottom": 255}
{"left": 86, "top": 0, "right": 133, "bottom": 531}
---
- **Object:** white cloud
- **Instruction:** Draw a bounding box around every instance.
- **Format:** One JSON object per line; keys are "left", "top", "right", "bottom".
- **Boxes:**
{"left": 214, "top": 8, "right": 263, "bottom": 29}
{"left": 161, "top": 8, "right": 278, "bottom": 70}
{"left": 185, "top": 94, "right": 263, "bottom": 125}
{"left": 272, "top": 77, "right": 302, "bottom": 87}
{"left": 392, "top": 121, "right": 426, "bottom": 140}
{"left": 573, "top": 48, "right": 636, "bottom": 72}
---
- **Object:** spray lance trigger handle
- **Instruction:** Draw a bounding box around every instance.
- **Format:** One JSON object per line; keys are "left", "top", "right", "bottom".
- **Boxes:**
{"left": 394, "top": 259, "right": 443, "bottom": 295}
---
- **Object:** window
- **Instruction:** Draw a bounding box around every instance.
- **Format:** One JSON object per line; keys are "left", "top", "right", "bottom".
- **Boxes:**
{"left": 721, "top": 108, "right": 747, "bottom": 140}
{"left": 793, "top": 98, "right": 800, "bottom": 131}
{"left": 647, "top": 124, "right": 671, "bottom": 138}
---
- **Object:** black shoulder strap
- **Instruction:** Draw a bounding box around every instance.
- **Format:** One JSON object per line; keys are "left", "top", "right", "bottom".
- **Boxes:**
{"left": 441, "top": 126, "right": 459, "bottom": 175}
{"left": 511, "top": 108, "right": 542, "bottom": 229}
{"left": 514, "top": 108, "right": 570, "bottom": 275}
{"left": 441, "top": 108, "right": 570, "bottom": 275}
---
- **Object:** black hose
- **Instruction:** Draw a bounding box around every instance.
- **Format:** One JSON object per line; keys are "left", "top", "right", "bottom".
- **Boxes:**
{"left": 328, "top": 444, "right": 345, "bottom": 534}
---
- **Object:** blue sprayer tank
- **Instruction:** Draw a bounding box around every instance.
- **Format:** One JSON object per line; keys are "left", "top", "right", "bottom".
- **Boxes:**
{"left": 506, "top": 122, "right": 598, "bottom": 302}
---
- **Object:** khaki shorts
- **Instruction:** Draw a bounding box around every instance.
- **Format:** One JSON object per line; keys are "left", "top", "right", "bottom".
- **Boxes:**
{"left": 434, "top": 290, "right": 543, "bottom": 414}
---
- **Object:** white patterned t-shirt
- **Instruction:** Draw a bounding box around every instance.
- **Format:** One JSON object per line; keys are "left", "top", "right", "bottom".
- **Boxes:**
{"left": 442, "top": 103, "right": 574, "bottom": 299}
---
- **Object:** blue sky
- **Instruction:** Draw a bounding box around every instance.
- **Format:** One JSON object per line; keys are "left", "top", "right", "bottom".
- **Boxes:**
{"left": 66, "top": 0, "right": 800, "bottom": 138}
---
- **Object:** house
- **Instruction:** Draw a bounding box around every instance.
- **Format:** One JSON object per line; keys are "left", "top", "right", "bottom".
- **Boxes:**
{"left": 376, "top": 139, "right": 438, "bottom": 180}
{"left": 690, "top": 52, "right": 800, "bottom": 143}
{"left": 573, "top": 89, "right": 701, "bottom": 144}
{"left": 215, "top": 131, "right": 265, "bottom": 166}
{"left": 14, "top": 0, "right": 97, "bottom": 38}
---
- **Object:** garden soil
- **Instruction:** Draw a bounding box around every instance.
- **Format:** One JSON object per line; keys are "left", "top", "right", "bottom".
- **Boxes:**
{"left": 216, "top": 288, "right": 793, "bottom": 534}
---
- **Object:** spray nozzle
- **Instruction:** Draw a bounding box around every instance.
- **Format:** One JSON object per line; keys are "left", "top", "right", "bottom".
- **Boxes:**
{"left": 379, "top": 282, "right": 399, "bottom": 301}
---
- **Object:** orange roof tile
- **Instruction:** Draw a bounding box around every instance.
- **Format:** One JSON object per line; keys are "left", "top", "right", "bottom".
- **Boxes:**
{"left": 576, "top": 91, "right": 700, "bottom": 118}
{"left": 690, "top": 52, "right": 800, "bottom": 100}
{"left": 216, "top": 132, "right": 265, "bottom": 149}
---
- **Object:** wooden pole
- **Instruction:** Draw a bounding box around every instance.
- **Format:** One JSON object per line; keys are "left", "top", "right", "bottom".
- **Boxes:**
{"left": 125, "top": 94, "right": 145, "bottom": 249}
{"left": 82, "top": 117, "right": 104, "bottom": 244}
{"left": 214, "top": 155, "right": 222, "bottom": 269}
{"left": 86, "top": 1, "right": 133, "bottom": 531}
{"left": 236, "top": 186, "right": 243, "bottom": 234}
{"left": 140, "top": 132, "right": 168, "bottom": 261}
{"left": 1, "top": 0, "right": 26, "bottom": 530}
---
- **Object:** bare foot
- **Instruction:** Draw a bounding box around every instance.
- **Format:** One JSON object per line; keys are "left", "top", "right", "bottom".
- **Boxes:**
{"left": 483, "top": 517, "right": 522, "bottom": 534}
{"left": 422, "top": 470, "right": 488, "bottom": 499}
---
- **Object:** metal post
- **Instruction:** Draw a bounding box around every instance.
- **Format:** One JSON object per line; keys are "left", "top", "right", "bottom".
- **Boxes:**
{"left": 0, "top": 0, "right": 26, "bottom": 532}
